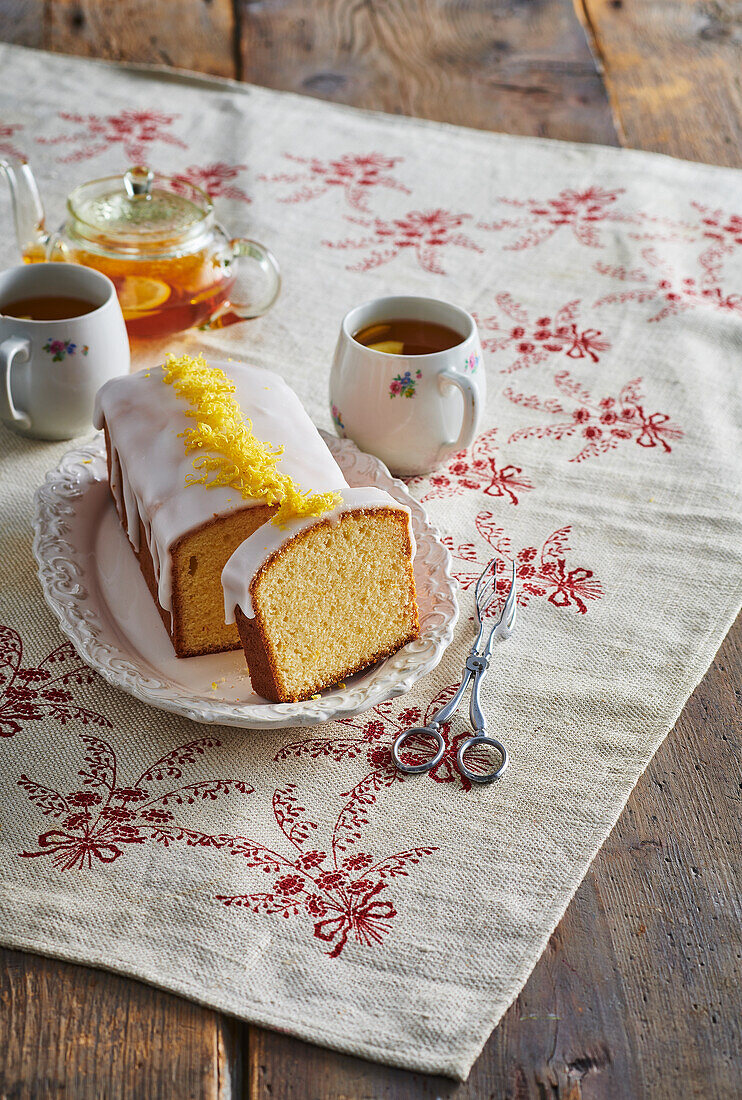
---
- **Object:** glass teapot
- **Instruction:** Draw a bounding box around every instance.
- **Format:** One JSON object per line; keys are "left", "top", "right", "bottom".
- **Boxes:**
{"left": 0, "top": 160, "right": 281, "bottom": 337}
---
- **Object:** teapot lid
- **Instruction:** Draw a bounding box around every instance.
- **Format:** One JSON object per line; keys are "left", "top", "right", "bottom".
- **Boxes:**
{"left": 68, "top": 166, "right": 212, "bottom": 248}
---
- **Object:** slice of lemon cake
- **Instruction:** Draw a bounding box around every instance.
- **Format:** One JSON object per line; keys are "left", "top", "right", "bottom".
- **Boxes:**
{"left": 222, "top": 487, "right": 419, "bottom": 702}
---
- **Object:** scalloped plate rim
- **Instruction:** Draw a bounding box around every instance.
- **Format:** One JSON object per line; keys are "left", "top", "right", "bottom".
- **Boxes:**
{"left": 32, "top": 431, "right": 458, "bottom": 729}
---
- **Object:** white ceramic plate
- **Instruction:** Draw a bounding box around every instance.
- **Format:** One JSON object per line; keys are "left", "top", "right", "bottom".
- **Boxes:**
{"left": 33, "top": 432, "right": 457, "bottom": 728}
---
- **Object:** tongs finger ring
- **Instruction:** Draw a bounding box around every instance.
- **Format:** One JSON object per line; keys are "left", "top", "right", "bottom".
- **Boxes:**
{"left": 392, "top": 725, "right": 446, "bottom": 773}
{"left": 457, "top": 735, "right": 508, "bottom": 784}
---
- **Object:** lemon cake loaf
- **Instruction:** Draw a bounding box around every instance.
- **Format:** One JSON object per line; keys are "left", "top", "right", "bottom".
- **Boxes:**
{"left": 93, "top": 355, "right": 419, "bottom": 695}
{"left": 222, "top": 487, "right": 419, "bottom": 702}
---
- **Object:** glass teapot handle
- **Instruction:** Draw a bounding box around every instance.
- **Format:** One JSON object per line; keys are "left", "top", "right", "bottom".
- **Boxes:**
{"left": 205, "top": 228, "right": 281, "bottom": 328}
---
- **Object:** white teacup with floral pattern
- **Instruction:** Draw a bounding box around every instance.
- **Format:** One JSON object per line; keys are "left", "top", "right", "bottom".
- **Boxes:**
{"left": 0, "top": 262, "right": 129, "bottom": 440}
{"left": 330, "top": 295, "right": 486, "bottom": 477}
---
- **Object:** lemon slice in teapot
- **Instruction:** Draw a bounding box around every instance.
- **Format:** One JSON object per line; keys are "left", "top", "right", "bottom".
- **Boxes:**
{"left": 117, "top": 276, "right": 171, "bottom": 316}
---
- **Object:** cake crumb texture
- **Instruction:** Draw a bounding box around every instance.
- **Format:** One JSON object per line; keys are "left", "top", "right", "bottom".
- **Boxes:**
{"left": 249, "top": 509, "right": 418, "bottom": 702}
{"left": 171, "top": 505, "right": 274, "bottom": 657}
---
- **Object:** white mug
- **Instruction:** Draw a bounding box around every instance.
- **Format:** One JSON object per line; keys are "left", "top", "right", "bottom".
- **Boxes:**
{"left": 330, "top": 295, "right": 486, "bottom": 477}
{"left": 0, "top": 263, "right": 130, "bottom": 440}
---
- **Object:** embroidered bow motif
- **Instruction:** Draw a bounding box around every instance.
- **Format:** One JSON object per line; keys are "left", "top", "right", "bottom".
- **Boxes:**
{"left": 22, "top": 828, "right": 133, "bottom": 871}
{"left": 313, "top": 882, "right": 397, "bottom": 958}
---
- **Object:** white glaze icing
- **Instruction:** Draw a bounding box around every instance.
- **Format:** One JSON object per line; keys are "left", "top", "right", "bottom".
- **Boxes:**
{"left": 93, "top": 361, "right": 348, "bottom": 614}
{"left": 221, "top": 486, "right": 416, "bottom": 622}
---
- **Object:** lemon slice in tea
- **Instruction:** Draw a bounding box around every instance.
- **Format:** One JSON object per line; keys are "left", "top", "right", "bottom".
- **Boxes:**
{"left": 117, "top": 276, "right": 171, "bottom": 316}
{"left": 368, "top": 340, "right": 404, "bottom": 354}
{"left": 356, "top": 323, "right": 390, "bottom": 343}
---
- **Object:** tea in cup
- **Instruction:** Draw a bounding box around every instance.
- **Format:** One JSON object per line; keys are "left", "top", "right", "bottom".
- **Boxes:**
{"left": 0, "top": 262, "right": 130, "bottom": 440}
{"left": 330, "top": 296, "right": 486, "bottom": 476}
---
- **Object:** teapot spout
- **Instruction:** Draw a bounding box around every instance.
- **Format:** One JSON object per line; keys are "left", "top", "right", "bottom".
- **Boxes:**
{"left": 0, "top": 157, "right": 50, "bottom": 261}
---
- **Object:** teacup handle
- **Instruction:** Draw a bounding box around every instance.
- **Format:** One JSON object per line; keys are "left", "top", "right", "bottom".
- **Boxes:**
{"left": 436, "top": 369, "right": 480, "bottom": 465}
{"left": 0, "top": 336, "right": 32, "bottom": 431}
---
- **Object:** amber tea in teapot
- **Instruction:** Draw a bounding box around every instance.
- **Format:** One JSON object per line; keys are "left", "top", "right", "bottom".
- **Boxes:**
{"left": 51, "top": 246, "right": 236, "bottom": 338}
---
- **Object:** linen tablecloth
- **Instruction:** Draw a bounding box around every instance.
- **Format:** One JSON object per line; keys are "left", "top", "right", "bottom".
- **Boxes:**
{"left": 0, "top": 44, "right": 740, "bottom": 1080}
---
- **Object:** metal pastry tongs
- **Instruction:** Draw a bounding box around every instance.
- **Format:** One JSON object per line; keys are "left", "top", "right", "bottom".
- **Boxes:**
{"left": 392, "top": 556, "right": 517, "bottom": 784}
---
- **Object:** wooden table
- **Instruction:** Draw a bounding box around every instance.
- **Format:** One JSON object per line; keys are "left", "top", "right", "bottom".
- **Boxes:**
{"left": 1, "top": 2, "right": 740, "bottom": 1096}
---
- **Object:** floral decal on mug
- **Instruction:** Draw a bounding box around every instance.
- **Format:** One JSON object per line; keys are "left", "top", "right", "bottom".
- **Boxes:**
{"left": 43, "top": 338, "right": 88, "bottom": 362}
{"left": 389, "top": 370, "right": 422, "bottom": 399}
{"left": 331, "top": 404, "right": 345, "bottom": 434}
{"left": 464, "top": 352, "right": 479, "bottom": 373}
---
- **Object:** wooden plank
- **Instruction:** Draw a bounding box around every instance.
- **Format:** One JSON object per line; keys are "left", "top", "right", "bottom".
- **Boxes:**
{"left": 236, "top": 0, "right": 619, "bottom": 145}
{"left": 0, "top": 0, "right": 238, "bottom": 76}
{"left": 46, "top": 0, "right": 238, "bottom": 78}
{"left": 0, "top": 0, "right": 44, "bottom": 47}
{"left": 240, "top": 3, "right": 742, "bottom": 1089}
{"left": 576, "top": 0, "right": 742, "bottom": 165}
{"left": 0, "top": 5, "right": 241, "bottom": 1094}
{"left": 240, "top": 4, "right": 742, "bottom": 1095}
{"left": 581, "top": 618, "right": 742, "bottom": 1098}
{"left": 247, "top": 1028, "right": 447, "bottom": 1100}
{"left": 0, "top": 947, "right": 242, "bottom": 1099}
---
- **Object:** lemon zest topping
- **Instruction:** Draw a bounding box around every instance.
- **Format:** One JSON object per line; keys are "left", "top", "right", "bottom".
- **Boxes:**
{"left": 162, "top": 353, "right": 340, "bottom": 526}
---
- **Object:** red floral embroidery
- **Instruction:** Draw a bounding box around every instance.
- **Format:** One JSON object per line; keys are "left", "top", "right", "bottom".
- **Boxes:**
{"left": 479, "top": 186, "right": 645, "bottom": 250}
{"left": 38, "top": 110, "right": 187, "bottom": 163}
{"left": 172, "top": 162, "right": 251, "bottom": 203}
{"left": 475, "top": 294, "right": 610, "bottom": 374}
{"left": 323, "top": 208, "right": 483, "bottom": 275}
{"left": 408, "top": 427, "right": 534, "bottom": 505}
{"left": 18, "top": 733, "right": 253, "bottom": 870}
{"left": 446, "top": 518, "right": 603, "bottom": 616}
{"left": 16, "top": 715, "right": 435, "bottom": 957}
{"left": 260, "top": 152, "right": 411, "bottom": 211}
{"left": 215, "top": 775, "right": 435, "bottom": 958}
{"left": 594, "top": 246, "right": 742, "bottom": 322}
{"left": 0, "top": 626, "right": 110, "bottom": 738}
{"left": 621, "top": 200, "right": 742, "bottom": 285}
{"left": 0, "top": 122, "right": 25, "bottom": 159}
{"left": 690, "top": 200, "right": 742, "bottom": 284}
{"left": 505, "top": 372, "right": 683, "bottom": 462}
